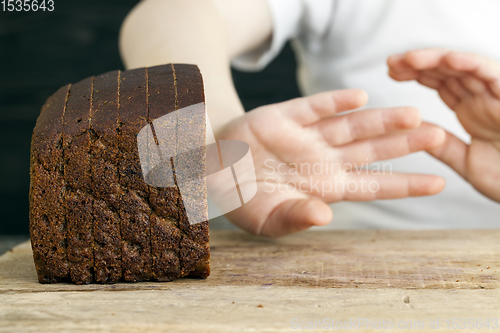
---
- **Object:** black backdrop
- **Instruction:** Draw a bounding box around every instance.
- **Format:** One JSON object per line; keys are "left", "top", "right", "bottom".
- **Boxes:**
{"left": 0, "top": 0, "right": 300, "bottom": 234}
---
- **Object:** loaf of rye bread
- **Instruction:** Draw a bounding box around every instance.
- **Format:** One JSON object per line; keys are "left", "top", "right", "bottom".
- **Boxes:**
{"left": 29, "top": 64, "right": 210, "bottom": 284}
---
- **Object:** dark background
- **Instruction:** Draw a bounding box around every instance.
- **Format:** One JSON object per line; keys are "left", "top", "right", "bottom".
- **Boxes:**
{"left": 0, "top": 0, "right": 300, "bottom": 235}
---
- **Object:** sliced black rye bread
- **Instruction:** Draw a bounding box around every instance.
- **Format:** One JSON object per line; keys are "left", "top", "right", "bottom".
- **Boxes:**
{"left": 89, "top": 70, "right": 122, "bottom": 283}
{"left": 62, "top": 76, "right": 95, "bottom": 284}
{"left": 117, "top": 67, "right": 153, "bottom": 282}
{"left": 30, "top": 64, "right": 210, "bottom": 284}
{"left": 147, "top": 64, "right": 182, "bottom": 281}
{"left": 30, "top": 84, "right": 70, "bottom": 283}
{"left": 173, "top": 64, "right": 209, "bottom": 278}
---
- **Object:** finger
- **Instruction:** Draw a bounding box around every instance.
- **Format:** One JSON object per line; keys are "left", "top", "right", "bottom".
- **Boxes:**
{"left": 445, "top": 52, "right": 500, "bottom": 98}
{"left": 388, "top": 68, "right": 419, "bottom": 81}
{"left": 259, "top": 198, "right": 332, "bottom": 237}
{"left": 404, "top": 49, "right": 464, "bottom": 77}
{"left": 491, "top": 80, "right": 500, "bottom": 101}
{"left": 387, "top": 53, "right": 413, "bottom": 72}
{"left": 296, "top": 172, "right": 445, "bottom": 202}
{"left": 338, "top": 173, "right": 446, "bottom": 201}
{"left": 312, "top": 106, "right": 421, "bottom": 146}
{"left": 436, "top": 66, "right": 466, "bottom": 78}
{"left": 404, "top": 48, "right": 450, "bottom": 70}
{"left": 416, "top": 75, "right": 443, "bottom": 89}
{"left": 437, "top": 85, "right": 460, "bottom": 109}
{"left": 423, "top": 122, "right": 469, "bottom": 178}
{"left": 445, "top": 77, "right": 471, "bottom": 98}
{"left": 445, "top": 52, "right": 500, "bottom": 82}
{"left": 277, "top": 89, "right": 369, "bottom": 126}
{"left": 421, "top": 70, "right": 448, "bottom": 80}
{"left": 460, "top": 74, "right": 488, "bottom": 94}
{"left": 388, "top": 50, "right": 459, "bottom": 82}
{"left": 337, "top": 126, "right": 446, "bottom": 165}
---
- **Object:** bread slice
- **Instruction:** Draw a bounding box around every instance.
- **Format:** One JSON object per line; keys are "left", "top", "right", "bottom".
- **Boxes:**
{"left": 30, "top": 84, "right": 70, "bottom": 283}
{"left": 62, "top": 77, "right": 94, "bottom": 284}
{"left": 147, "top": 64, "right": 182, "bottom": 281}
{"left": 173, "top": 64, "right": 209, "bottom": 278}
{"left": 90, "top": 70, "right": 122, "bottom": 283}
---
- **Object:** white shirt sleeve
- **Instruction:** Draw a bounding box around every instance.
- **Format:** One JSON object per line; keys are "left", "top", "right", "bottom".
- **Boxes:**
{"left": 231, "top": 0, "right": 334, "bottom": 72}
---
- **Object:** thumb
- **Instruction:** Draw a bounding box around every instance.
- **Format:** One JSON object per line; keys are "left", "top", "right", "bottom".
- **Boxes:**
{"left": 422, "top": 122, "right": 469, "bottom": 179}
{"left": 260, "top": 198, "right": 333, "bottom": 237}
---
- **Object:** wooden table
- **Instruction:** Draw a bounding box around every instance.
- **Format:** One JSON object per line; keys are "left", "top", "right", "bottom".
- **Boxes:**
{"left": 1, "top": 230, "right": 499, "bottom": 332}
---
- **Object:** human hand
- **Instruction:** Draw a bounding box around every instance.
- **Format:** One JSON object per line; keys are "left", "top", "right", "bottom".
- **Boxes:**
{"left": 216, "top": 89, "right": 446, "bottom": 237}
{"left": 388, "top": 49, "right": 500, "bottom": 203}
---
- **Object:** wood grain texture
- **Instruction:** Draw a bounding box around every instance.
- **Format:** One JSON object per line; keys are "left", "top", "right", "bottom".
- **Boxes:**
{"left": 1, "top": 230, "right": 500, "bottom": 332}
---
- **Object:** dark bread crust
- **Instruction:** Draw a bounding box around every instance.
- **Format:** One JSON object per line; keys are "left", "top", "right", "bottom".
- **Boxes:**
{"left": 30, "top": 64, "right": 210, "bottom": 284}
{"left": 63, "top": 77, "right": 95, "bottom": 284}
{"left": 30, "top": 84, "right": 70, "bottom": 283}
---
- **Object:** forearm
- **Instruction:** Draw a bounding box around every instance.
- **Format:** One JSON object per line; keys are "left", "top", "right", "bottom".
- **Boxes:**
{"left": 119, "top": 0, "right": 248, "bottom": 134}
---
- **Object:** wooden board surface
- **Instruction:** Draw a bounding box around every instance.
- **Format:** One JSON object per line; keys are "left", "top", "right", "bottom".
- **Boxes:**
{"left": 1, "top": 230, "right": 500, "bottom": 332}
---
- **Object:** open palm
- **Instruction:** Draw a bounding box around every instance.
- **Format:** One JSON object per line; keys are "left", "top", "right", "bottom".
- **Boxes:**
{"left": 389, "top": 49, "right": 500, "bottom": 203}
{"left": 217, "top": 89, "right": 446, "bottom": 237}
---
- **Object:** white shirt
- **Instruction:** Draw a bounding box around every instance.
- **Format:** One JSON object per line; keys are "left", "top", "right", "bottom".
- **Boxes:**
{"left": 231, "top": 0, "right": 500, "bottom": 229}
